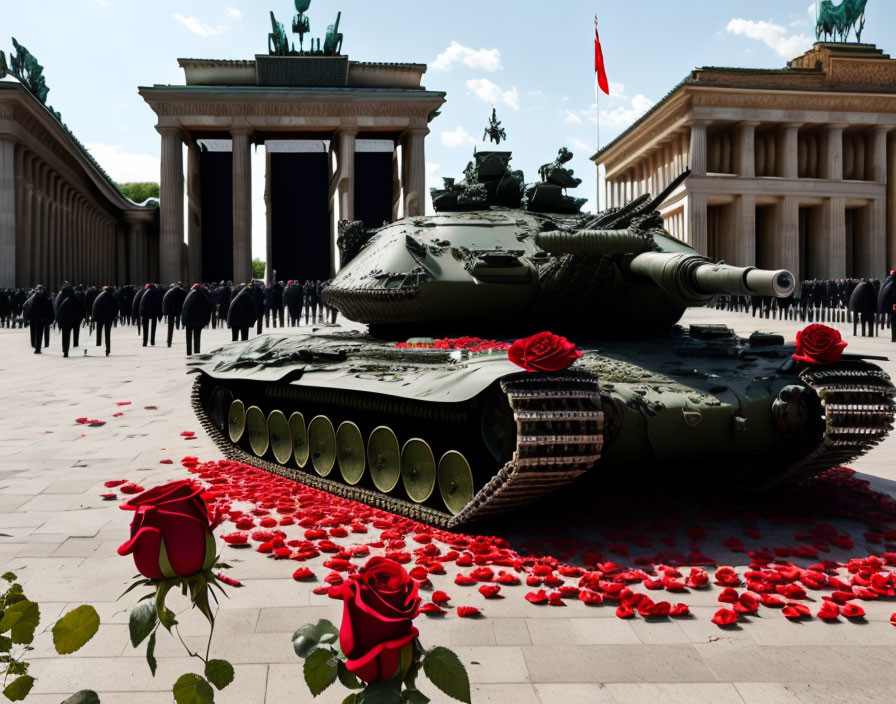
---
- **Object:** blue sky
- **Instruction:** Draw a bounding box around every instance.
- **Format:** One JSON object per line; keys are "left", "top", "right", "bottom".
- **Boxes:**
{"left": 3, "top": 0, "right": 893, "bottom": 257}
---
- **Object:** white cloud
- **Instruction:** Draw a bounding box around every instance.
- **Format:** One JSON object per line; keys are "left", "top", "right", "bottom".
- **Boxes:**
{"left": 599, "top": 93, "right": 654, "bottom": 127}
{"left": 608, "top": 82, "right": 625, "bottom": 99}
{"left": 227, "top": 8, "right": 242, "bottom": 20}
{"left": 466, "top": 78, "right": 519, "bottom": 110}
{"left": 425, "top": 162, "right": 441, "bottom": 178}
{"left": 85, "top": 143, "right": 160, "bottom": 183}
{"left": 431, "top": 41, "right": 502, "bottom": 72}
{"left": 563, "top": 110, "right": 583, "bottom": 125}
{"left": 726, "top": 18, "right": 812, "bottom": 57}
{"left": 96, "top": 0, "right": 111, "bottom": 6}
{"left": 441, "top": 127, "right": 476, "bottom": 148}
{"left": 568, "top": 137, "right": 594, "bottom": 154}
{"left": 173, "top": 13, "right": 228, "bottom": 37}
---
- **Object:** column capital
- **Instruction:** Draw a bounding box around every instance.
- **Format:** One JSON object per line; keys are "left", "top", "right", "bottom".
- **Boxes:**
{"left": 825, "top": 123, "right": 850, "bottom": 132}
{"left": 870, "top": 124, "right": 894, "bottom": 134}
{"left": 337, "top": 126, "right": 359, "bottom": 138}
{"left": 736, "top": 121, "right": 762, "bottom": 129}
{"left": 230, "top": 126, "right": 254, "bottom": 138}
{"left": 156, "top": 126, "right": 185, "bottom": 139}
{"left": 404, "top": 127, "right": 430, "bottom": 137}
{"left": 687, "top": 119, "right": 712, "bottom": 128}
{"left": 778, "top": 122, "right": 804, "bottom": 130}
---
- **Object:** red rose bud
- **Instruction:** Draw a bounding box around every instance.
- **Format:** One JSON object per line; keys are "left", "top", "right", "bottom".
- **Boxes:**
{"left": 117, "top": 480, "right": 217, "bottom": 580}
{"left": 508, "top": 331, "right": 582, "bottom": 372}
{"left": 792, "top": 324, "right": 847, "bottom": 365}
{"left": 339, "top": 557, "right": 421, "bottom": 684}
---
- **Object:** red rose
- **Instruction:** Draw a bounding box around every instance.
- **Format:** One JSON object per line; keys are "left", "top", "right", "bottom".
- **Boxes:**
{"left": 338, "top": 557, "right": 421, "bottom": 683}
{"left": 792, "top": 324, "right": 847, "bottom": 365}
{"left": 117, "top": 480, "right": 217, "bottom": 580}
{"left": 508, "top": 331, "right": 582, "bottom": 372}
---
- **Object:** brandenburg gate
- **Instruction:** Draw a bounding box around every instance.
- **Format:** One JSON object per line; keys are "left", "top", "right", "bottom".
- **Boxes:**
{"left": 140, "top": 9, "right": 445, "bottom": 285}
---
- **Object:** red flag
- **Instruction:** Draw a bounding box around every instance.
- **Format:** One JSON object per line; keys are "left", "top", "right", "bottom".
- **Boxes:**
{"left": 594, "top": 19, "right": 609, "bottom": 96}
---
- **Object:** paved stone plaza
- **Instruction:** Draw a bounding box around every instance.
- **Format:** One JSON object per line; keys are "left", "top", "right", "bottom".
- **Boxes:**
{"left": 1, "top": 309, "right": 895, "bottom": 704}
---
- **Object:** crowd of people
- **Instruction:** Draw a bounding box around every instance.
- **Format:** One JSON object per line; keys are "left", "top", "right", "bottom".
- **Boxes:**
{"left": 715, "top": 272, "right": 896, "bottom": 341}
{"left": 0, "top": 279, "right": 337, "bottom": 357}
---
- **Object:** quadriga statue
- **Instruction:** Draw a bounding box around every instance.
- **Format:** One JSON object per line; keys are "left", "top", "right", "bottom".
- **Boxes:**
{"left": 188, "top": 153, "right": 894, "bottom": 528}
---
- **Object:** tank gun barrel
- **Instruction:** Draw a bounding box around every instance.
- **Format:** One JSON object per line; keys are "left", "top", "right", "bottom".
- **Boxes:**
{"left": 628, "top": 252, "right": 795, "bottom": 304}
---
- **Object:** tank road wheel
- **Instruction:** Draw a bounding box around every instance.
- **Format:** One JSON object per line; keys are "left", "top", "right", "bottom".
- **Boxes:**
{"left": 367, "top": 426, "right": 401, "bottom": 493}
{"left": 268, "top": 410, "right": 292, "bottom": 465}
{"left": 245, "top": 406, "right": 269, "bottom": 457}
{"left": 438, "top": 451, "right": 475, "bottom": 516}
{"left": 228, "top": 400, "right": 246, "bottom": 443}
{"left": 308, "top": 415, "right": 337, "bottom": 477}
{"left": 336, "top": 421, "right": 366, "bottom": 485}
{"left": 401, "top": 438, "right": 436, "bottom": 504}
{"left": 288, "top": 412, "right": 310, "bottom": 468}
{"left": 207, "top": 386, "right": 233, "bottom": 434}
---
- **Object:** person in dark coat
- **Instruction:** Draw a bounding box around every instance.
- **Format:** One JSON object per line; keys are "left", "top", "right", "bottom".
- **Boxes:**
{"left": 131, "top": 286, "right": 144, "bottom": 335}
{"left": 227, "top": 284, "right": 257, "bottom": 341}
{"left": 849, "top": 280, "right": 878, "bottom": 337}
{"left": 879, "top": 270, "right": 896, "bottom": 341}
{"left": 54, "top": 283, "right": 86, "bottom": 357}
{"left": 252, "top": 282, "right": 264, "bottom": 335}
{"left": 284, "top": 280, "right": 303, "bottom": 326}
{"left": 23, "top": 285, "right": 55, "bottom": 354}
{"left": 303, "top": 280, "right": 317, "bottom": 325}
{"left": 0, "top": 289, "right": 11, "bottom": 328}
{"left": 273, "top": 281, "right": 285, "bottom": 327}
{"left": 92, "top": 285, "right": 118, "bottom": 355}
{"left": 162, "top": 282, "right": 186, "bottom": 347}
{"left": 263, "top": 284, "right": 277, "bottom": 328}
{"left": 216, "top": 282, "right": 232, "bottom": 330}
{"left": 139, "top": 283, "right": 163, "bottom": 346}
{"left": 181, "top": 283, "right": 214, "bottom": 355}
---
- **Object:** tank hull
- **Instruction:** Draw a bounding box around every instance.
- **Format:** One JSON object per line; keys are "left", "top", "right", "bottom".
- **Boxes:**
{"left": 190, "top": 328, "right": 895, "bottom": 527}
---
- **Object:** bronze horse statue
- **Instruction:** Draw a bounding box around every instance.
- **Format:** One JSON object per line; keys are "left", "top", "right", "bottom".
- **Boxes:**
{"left": 816, "top": 0, "right": 868, "bottom": 42}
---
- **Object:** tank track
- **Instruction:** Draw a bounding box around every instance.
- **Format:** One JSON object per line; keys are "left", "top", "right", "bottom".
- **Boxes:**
{"left": 765, "top": 361, "right": 895, "bottom": 489}
{"left": 192, "top": 373, "right": 603, "bottom": 528}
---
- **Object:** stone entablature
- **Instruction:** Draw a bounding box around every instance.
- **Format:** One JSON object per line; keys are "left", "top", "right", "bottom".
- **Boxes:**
{"left": 177, "top": 58, "right": 428, "bottom": 90}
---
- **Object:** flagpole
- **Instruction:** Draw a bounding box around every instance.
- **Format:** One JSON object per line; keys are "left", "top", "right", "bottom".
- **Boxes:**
{"left": 594, "top": 14, "right": 601, "bottom": 212}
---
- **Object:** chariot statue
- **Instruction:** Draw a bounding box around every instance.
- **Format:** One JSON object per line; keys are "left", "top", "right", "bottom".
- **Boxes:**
{"left": 482, "top": 108, "right": 506, "bottom": 145}
{"left": 816, "top": 0, "right": 868, "bottom": 42}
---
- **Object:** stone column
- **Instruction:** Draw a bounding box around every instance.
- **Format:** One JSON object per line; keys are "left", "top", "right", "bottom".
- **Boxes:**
{"left": 17, "top": 155, "right": 33, "bottom": 287}
{"left": 0, "top": 137, "right": 15, "bottom": 288}
{"left": 402, "top": 128, "right": 428, "bottom": 217}
{"left": 335, "top": 128, "right": 357, "bottom": 222}
{"left": 264, "top": 149, "right": 273, "bottom": 284}
{"left": 158, "top": 127, "right": 184, "bottom": 285}
{"left": 187, "top": 140, "right": 202, "bottom": 285}
{"left": 734, "top": 193, "right": 757, "bottom": 266}
{"left": 391, "top": 148, "right": 401, "bottom": 221}
{"left": 821, "top": 197, "right": 846, "bottom": 278}
{"left": 127, "top": 219, "right": 144, "bottom": 285}
{"left": 821, "top": 125, "right": 844, "bottom": 181}
{"left": 735, "top": 122, "right": 757, "bottom": 179}
{"left": 688, "top": 121, "right": 709, "bottom": 177}
{"left": 686, "top": 191, "right": 708, "bottom": 254}
{"left": 858, "top": 198, "right": 886, "bottom": 279}
{"left": 868, "top": 127, "right": 888, "bottom": 183}
{"left": 888, "top": 133, "right": 896, "bottom": 267}
{"left": 231, "top": 128, "right": 253, "bottom": 284}
{"left": 773, "top": 196, "right": 801, "bottom": 282}
{"left": 777, "top": 124, "right": 801, "bottom": 179}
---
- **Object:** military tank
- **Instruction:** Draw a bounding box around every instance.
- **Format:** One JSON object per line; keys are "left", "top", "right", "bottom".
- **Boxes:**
{"left": 189, "top": 147, "right": 895, "bottom": 528}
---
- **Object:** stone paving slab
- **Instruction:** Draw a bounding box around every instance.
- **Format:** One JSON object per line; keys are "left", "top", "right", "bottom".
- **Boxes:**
{"left": 0, "top": 310, "right": 894, "bottom": 703}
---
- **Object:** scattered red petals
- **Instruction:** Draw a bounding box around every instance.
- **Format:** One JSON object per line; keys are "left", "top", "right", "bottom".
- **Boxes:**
{"left": 711, "top": 608, "right": 738, "bottom": 627}
{"left": 159, "top": 459, "right": 173, "bottom": 465}
{"left": 456, "top": 606, "right": 480, "bottom": 618}
{"left": 479, "top": 584, "right": 501, "bottom": 599}
{"left": 841, "top": 603, "right": 866, "bottom": 619}
{"left": 100, "top": 493, "right": 117, "bottom": 500}
{"left": 782, "top": 603, "right": 812, "bottom": 620}
{"left": 216, "top": 573, "right": 242, "bottom": 587}
{"left": 104, "top": 480, "right": 127, "bottom": 488}
{"left": 119, "top": 484, "right": 144, "bottom": 495}
{"left": 292, "top": 568, "right": 315, "bottom": 581}
{"left": 420, "top": 603, "right": 445, "bottom": 615}
{"left": 525, "top": 590, "right": 548, "bottom": 605}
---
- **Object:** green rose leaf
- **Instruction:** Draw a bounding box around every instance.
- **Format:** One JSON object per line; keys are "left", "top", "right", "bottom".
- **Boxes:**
{"left": 2, "top": 675, "right": 35, "bottom": 702}
{"left": 146, "top": 631, "right": 157, "bottom": 677}
{"left": 336, "top": 660, "right": 363, "bottom": 690}
{"left": 1, "top": 573, "right": 16, "bottom": 583}
{"left": 60, "top": 690, "right": 101, "bottom": 704}
{"left": 53, "top": 605, "right": 100, "bottom": 655}
{"left": 0, "top": 600, "right": 40, "bottom": 644}
{"left": 361, "top": 680, "right": 402, "bottom": 704}
{"left": 340, "top": 695, "right": 359, "bottom": 704}
{"left": 292, "top": 619, "right": 339, "bottom": 659}
{"left": 5, "top": 660, "right": 28, "bottom": 676}
{"left": 423, "top": 646, "right": 471, "bottom": 704}
{"left": 205, "top": 659, "right": 235, "bottom": 690}
{"left": 303, "top": 647, "right": 338, "bottom": 696}
{"left": 401, "top": 690, "right": 431, "bottom": 704}
{"left": 172, "top": 673, "right": 214, "bottom": 704}
{"left": 129, "top": 601, "right": 157, "bottom": 648}
{"left": 0, "top": 635, "right": 12, "bottom": 652}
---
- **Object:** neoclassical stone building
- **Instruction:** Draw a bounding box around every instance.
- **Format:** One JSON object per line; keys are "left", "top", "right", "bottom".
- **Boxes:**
{"left": 140, "top": 58, "right": 445, "bottom": 284}
{"left": 593, "top": 43, "right": 896, "bottom": 281}
{"left": 0, "top": 81, "right": 158, "bottom": 289}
